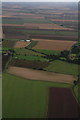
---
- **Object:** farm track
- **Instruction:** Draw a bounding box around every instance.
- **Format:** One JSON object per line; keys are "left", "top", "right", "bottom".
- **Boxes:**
{"left": 8, "top": 66, "right": 76, "bottom": 84}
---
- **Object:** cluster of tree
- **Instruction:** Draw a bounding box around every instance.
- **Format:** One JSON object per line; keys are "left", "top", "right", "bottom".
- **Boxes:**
{"left": 73, "top": 75, "right": 80, "bottom": 86}
{"left": 60, "top": 43, "right": 80, "bottom": 64}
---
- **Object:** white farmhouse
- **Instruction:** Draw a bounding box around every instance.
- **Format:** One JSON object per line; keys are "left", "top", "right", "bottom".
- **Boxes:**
{"left": 25, "top": 40, "right": 31, "bottom": 42}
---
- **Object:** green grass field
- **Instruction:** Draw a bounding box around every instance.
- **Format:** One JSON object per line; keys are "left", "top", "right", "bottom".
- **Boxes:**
{"left": 2, "top": 18, "right": 52, "bottom": 24}
{"left": 24, "top": 18, "right": 52, "bottom": 24}
{"left": 34, "top": 49, "right": 61, "bottom": 55}
{"left": 14, "top": 48, "right": 44, "bottom": 56}
{"left": 14, "top": 55, "right": 49, "bottom": 62}
{"left": 2, "top": 18, "right": 24, "bottom": 24}
{"left": 44, "top": 60, "right": 78, "bottom": 76}
{"left": 3, "top": 73, "right": 72, "bottom": 118}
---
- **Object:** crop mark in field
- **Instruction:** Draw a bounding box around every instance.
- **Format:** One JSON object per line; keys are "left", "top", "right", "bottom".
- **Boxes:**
{"left": 8, "top": 66, "right": 76, "bottom": 84}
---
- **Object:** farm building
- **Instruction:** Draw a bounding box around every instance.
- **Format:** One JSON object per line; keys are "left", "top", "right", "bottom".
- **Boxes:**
{"left": 26, "top": 40, "right": 31, "bottom": 42}
{"left": 20, "top": 40, "right": 31, "bottom": 42}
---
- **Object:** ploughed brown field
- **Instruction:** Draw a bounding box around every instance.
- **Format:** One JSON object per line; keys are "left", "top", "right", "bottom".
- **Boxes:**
{"left": 48, "top": 87, "right": 80, "bottom": 118}
{"left": 32, "top": 39, "right": 76, "bottom": 51}
{"left": 8, "top": 66, "right": 76, "bottom": 84}
{"left": 14, "top": 41, "right": 31, "bottom": 48}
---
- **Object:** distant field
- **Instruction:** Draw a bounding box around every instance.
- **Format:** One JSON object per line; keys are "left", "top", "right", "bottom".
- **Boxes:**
{"left": 3, "top": 26, "right": 78, "bottom": 37}
{"left": 2, "top": 18, "right": 24, "bottom": 24}
{"left": 50, "top": 19, "right": 78, "bottom": 22}
{"left": 34, "top": 49, "right": 61, "bottom": 55}
{"left": 44, "top": 60, "right": 78, "bottom": 76}
{"left": 4, "top": 32, "right": 77, "bottom": 41}
{"left": 24, "top": 23, "right": 73, "bottom": 30}
{"left": 3, "top": 73, "right": 72, "bottom": 118}
{"left": 21, "top": 29, "right": 78, "bottom": 36}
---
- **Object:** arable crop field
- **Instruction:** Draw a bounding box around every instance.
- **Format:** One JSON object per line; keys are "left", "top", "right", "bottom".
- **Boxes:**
{"left": 14, "top": 41, "right": 31, "bottom": 48}
{"left": 44, "top": 60, "right": 79, "bottom": 76}
{"left": 32, "top": 39, "right": 76, "bottom": 51}
{"left": 2, "top": 2, "right": 79, "bottom": 119}
{"left": 8, "top": 66, "right": 76, "bottom": 84}
{"left": 48, "top": 87, "right": 80, "bottom": 118}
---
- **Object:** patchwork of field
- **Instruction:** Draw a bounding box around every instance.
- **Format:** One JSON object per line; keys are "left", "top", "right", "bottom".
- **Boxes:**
{"left": 2, "top": 23, "right": 74, "bottom": 30}
{"left": 8, "top": 66, "right": 76, "bottom": 84}
{"left": 32, "top": 39, "right": 76, "bottom": 51}
{"left": 24, "top": 23, "right": 73, "bottom": 30}
{"left": 50, "top": 19, "right": 78, "bottom": 22}
{"left": 31, "top": 35, "right": 77, "bottom": 41}
{"left": 14, "top": 41, "right": 31, "bottom": 48}
{"left": 3, "top": 26, "right": 78, "bottom": 36}
{"left": 3, "top": 73, "right": 72, "bottom": 118}
{"left": 2, "top": 2, "right": 79, "bottom": 118}
{"left": 48, "top": 87, "right": 80, "bottom": 118}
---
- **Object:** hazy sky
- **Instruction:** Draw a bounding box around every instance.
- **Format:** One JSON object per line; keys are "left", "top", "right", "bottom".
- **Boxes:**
{"left": 1, "top": 0, "right": 79, "bottom": 2}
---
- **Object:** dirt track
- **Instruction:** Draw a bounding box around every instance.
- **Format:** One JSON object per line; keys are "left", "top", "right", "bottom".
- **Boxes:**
{"left": 8, "top": 66, "right": 76, "bottom": 84}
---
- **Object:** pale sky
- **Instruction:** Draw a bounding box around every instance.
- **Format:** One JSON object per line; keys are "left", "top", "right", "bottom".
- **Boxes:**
{"left": 1, "top": 0, "right": 80, "bottom": 2}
